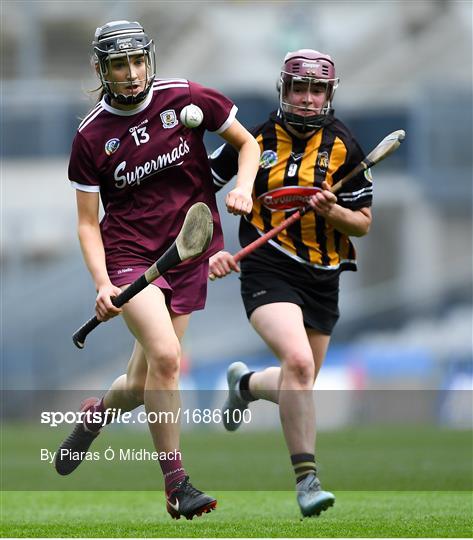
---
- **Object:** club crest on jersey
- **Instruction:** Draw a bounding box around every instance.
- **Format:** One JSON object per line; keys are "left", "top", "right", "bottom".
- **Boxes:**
{"left": 259, "top": 150, "right": 278, "bottom": 169}
{"left": 316, "top": 151, "right": 329, "bottom": 171}
{"left": 160, "top": 109, "right": 178, "bottom": 129}
{"left": 105, "top": 138, "right": 120, "bottom": 156}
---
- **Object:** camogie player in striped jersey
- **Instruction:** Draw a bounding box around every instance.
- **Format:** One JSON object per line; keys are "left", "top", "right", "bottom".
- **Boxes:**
{"left": 55, "top": 20, "right": 259, "bottom": 520}
{"left": 209, "top": 49, "right": 372, "bottom": 517}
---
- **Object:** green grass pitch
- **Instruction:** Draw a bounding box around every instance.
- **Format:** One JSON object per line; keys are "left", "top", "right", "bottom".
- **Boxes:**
{"left": 1, "top": 490, "right": 472, "bottom": 537}
{"left": 1, "top": 425, "right": 472, "bottom": 537}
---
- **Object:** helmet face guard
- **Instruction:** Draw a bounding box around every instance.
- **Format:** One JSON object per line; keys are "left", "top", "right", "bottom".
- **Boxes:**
{"left": 93, "top": 20, "right": 156, "bottom": 105}
{"left": 279, "top": 50, "right": 339, "bottom": 133}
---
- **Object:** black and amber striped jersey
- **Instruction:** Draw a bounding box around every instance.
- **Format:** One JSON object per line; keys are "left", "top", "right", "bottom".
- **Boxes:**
{"left": 209, "top": 110, "right": 373, "bottom": 272}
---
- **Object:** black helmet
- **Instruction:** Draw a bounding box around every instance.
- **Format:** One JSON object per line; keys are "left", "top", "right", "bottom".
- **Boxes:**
{"left": 93, "top": 20, "right": 156, "bottom": 105}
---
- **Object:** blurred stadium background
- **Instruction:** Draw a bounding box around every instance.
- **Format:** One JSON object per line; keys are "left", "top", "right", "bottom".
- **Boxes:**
{"left": 2, "top": 0, "right": 472, "bottom": 431}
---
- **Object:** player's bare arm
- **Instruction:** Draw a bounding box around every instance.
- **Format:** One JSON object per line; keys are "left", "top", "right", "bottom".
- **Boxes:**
{"left": 76, "top": 190, "right": 122, "bottom": 321}
{"left": 220, "top": 119, "right": 260, "bottom": 216}
{"left": 309, "top": 180, "right": 372, "bottom": 237}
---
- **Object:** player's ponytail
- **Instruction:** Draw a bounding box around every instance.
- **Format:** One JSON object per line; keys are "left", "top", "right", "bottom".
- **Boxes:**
{"left": 90, "top": 55, "right": 105, "bottom": 104}
{"left": 94, "top": 87, "right": 106, "bottom": 103}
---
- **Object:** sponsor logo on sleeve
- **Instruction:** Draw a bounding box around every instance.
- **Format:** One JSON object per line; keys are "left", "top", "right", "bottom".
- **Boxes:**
{"left": 259, "top": 150, "right": 278, "bottom": 169}
{"left": 105, "top": 138, "right": 120, "bottom": 155}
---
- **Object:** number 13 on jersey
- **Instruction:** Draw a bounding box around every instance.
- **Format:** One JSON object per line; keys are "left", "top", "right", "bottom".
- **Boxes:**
{"left": 131, "top": 126, "right": 150, "bottom": 146}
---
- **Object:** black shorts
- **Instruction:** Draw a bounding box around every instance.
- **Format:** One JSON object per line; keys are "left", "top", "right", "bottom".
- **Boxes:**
{"left": 240, "top": 242, "right": 341, "bottom": 335}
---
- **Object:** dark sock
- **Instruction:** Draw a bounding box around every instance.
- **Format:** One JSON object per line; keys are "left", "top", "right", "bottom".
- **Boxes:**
{"left": 83, "top": 397, "right": 112, "bottom": 433}
{"left": 239, "top": 371, "right": 257, "bottom": 402}
{"left": 291, "top": 453, "right": 317, "bottom": 483}
{"left": 159, "top": 451, "right": 186, "bottom": 493}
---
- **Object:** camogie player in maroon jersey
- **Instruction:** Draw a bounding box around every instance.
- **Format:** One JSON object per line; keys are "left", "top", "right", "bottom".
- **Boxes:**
{"left": 209, "top": 49, "right": 373, "bottom": 517}
{"left": 55, "top": 20, "right": 260, "bottom": 520}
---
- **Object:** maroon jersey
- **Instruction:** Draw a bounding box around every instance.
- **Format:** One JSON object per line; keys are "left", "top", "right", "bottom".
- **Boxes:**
{"left": 68, "top": 78, "right": 236, "bottom": 276}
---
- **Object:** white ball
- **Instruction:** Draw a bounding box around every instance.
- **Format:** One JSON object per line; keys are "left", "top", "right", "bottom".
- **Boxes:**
{"left": 180, "top": 104, "right": 204, "bottom": 128}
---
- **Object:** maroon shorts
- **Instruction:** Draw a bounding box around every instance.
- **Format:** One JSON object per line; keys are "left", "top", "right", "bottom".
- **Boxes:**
{"left": 109, "top": 259, "right": 209, "bottom": 314}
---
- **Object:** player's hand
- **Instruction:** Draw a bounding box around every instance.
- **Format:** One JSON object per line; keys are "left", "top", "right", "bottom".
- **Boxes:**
{"left": 225, "top": 187, "right": 253, "bottom": 216}
{"left": 95, "top": 283, "right": 123, "bottom": 321}
{"left": 209, "top": 250, "right": 240, "bottom": 280}
{"left": 309, "top": 180, "right": 337, "bottom": 217}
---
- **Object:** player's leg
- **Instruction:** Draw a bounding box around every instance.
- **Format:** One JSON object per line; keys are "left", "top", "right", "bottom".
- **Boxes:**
{"left": 249, "top": 303, "right": 316, "bottom": 454}
{"left": 306, "top": 328, "right": 331, "bottom": 381}
{"left": 100, "top": 279, "right": 192, "bottom": 413}
{"left": 293, "top": 327, "right": 334, "bottom": 515}
{"left": 247, "top": 367, "right": 281, "bottom": 403}
{"left": 86, "top": 285, "right": 191, "bottom": 419}
{"left": 252, "top": 309, "right": 334, "bottom": 517}
{"left": 164, "top": 310, "right": 217, "bottom": 519}
{"left": 170, "top": 310, "right": 190, "bottom": 340}
{"left": 222, "top": 302, "right": 314, "bottom": 433}
{"left": 82, "top": 289, "right": 189, "bottom": 423}
{"left": 54, "top": 288, "right": 174, "bottom": 476}
{"left": 55, "top": 296, "right": 151, "bottom": 476}
{"left": 225, "top": 303, "right": 335, "bottom": 516}
{"left": 121, "top": 285, "right": 183, "bottom": 457}
{"left": 79, "top": 310, "right": 189, "bottom": 423}
{"left": 242, "top": 330, "right": 330, "bottom": 453}
{"left": 122, "top": 285, "right": 216, "bottom": 519}
{"left": 102, "top": 340, "right": 148, "bottom": 411}
{"left": 228, "top": 327, "right": 330, "bottom": 405}
{"left": 58, "top": 299, "right": 152, "bottom": 445}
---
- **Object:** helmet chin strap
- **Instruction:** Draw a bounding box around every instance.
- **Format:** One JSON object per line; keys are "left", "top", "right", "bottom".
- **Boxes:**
{"left": 110, "top": 88, "right": 149, "bottom": 105}
{"left": 283, "top": 111, "right": 334, "bottom": 133}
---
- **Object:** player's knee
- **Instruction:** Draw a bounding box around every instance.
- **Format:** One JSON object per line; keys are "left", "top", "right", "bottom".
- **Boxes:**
{"left": 283, "top": 352, "right": 315, "bottom": 387}
{"left": 147, "top": 343, "right": 181, "bottom": 381}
